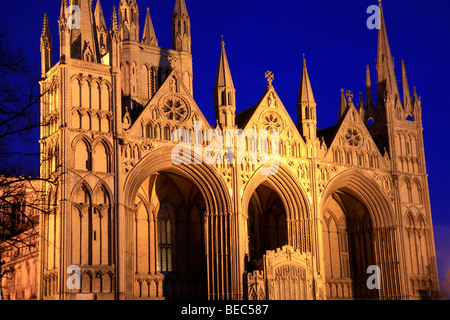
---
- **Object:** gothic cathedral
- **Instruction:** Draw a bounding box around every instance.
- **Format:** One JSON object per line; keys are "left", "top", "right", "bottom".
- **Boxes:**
{"left": 38, "top": 0, "right": 440, "bottom": 300}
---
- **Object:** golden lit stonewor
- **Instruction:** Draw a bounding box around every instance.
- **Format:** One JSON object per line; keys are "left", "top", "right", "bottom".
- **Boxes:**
{"left": 1, "top": 0, "right": 440, "bottom": 300}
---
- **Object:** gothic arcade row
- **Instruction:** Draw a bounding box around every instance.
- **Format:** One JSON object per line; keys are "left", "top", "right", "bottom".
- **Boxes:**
{"left": 37, "top": 0, "right": 439, "bottom": 300}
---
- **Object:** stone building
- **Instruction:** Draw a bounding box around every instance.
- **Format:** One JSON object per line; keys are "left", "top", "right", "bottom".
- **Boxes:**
{"left": 0, "top": 178, "right": 40, "bottom": 300}
{"left": 32, "top": 0, "right": 441, "bottom": 300}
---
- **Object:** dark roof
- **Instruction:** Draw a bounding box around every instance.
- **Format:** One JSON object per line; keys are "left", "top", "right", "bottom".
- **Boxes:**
{"left": 235, "top": 104, "right": 259, "bottom": 129}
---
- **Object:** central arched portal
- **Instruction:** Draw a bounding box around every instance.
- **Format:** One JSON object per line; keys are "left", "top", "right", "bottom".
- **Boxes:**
{"left": 321, "top": 189, "right": 378, "bottom": 300}
{"left": 247, "top": 182, "right": 288, "bottom": 265}
{"left": 133, "top": 171, "right": 207, "bottom": 300}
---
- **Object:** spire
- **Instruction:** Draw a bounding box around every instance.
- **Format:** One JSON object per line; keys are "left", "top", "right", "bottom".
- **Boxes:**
{"left": 402, "top": 59, "right": 411, "bottom": 107}
{"left": 214, "top": 40, "right": 236, "bottom": 129}
{"left": 95, "top": 0, "right": 108, "bottom": 54}
{"left": 94, "top": 0, "right": 107, "bottom": 32}
{"left": 111, "top": 6, "right": 119, "bottom": 34}
{"left": 40, "top": 13, "right": 53, "bottom": 76}
{"left": 41, "top": 13, "right": 51, "bottom": 40}
{"left": 413, "top": 86, "right": 419, "bottom": 102}
{"left": 359, "top": 92, "right": 364, "bottom": 108}
{"left": 338, "top": 89, "right": 347, "bottom": 122}
{"left": 297, "top": 58, "right": 315, "bottom": 105}
{"left": 69, "top": 0, "right": 100, "bottom": 62}
{"left": 174, "top": 0, "right": 189, "bottom": 17}
{"left": 59, "top": 0, "right": 68, "bottom": 30}
{"left": 297, "top": 58, "right": 317, "bottom": 141}
{"left": 172, "top": 0, "right": 191, "bottom": 52}
{"left": 142, "top": 8, "right": 158, "bottom": 46}
{"left": 377, "top": 0, "right": 400, "bottom": 105}
{"left": 366, "top": 64, "right": 374, "bottom": 109}
{"left": 215, "top": 40, "right": 235, "bottom": 89}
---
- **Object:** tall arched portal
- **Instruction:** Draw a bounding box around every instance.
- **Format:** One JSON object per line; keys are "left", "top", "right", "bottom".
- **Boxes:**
{"left": 322, "top": 190, "right": 378, "bottom": 300}
{"left": 133, "top": 171, "right": 207, "bottom": 300}
{"left": 247, "top": 182, "right": 288, "bottom": 265}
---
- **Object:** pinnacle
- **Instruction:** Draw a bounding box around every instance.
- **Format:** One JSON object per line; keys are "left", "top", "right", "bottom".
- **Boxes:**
{"left": 297, "top": 58, "right": 315, "bottom": 104}
{"left": 142, "top": 7, "right": 158, "bottom": 46}
{"left": 215, "top": 40, "right": 234, "bottom": 89}
{"left": 174, "top": 0, "right": 189, "bottom": 17}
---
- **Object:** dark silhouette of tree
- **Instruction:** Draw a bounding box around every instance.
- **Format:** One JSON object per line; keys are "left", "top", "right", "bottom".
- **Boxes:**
{"left": 0, "top": 29, "right": 56, "bottom": 300}
{"left": 441, "top": 271, "right": 450, "bottom": 300}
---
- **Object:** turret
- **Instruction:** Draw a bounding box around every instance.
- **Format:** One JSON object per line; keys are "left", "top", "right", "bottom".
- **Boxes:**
{"left": 119, "top": 0, "right": 140, "bottom": 42}
{"left": 40, "top": 13, "right": 53, "bottom": 77}
{"left": 214, "top": 40, "right": 236, "bottom": 129}
{"left": 297, "top": 58, "right": 317, "bottom": 141}
{"left": 172, "top": 0, "right": 191, "bottom": 53}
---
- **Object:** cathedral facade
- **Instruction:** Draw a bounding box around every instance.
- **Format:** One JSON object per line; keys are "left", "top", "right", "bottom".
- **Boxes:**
{"left": 36, "top": 0, "right": 440, "bottom": 300}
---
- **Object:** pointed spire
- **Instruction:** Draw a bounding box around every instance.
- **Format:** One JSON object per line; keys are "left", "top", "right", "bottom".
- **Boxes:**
{"left": 69, "top": 0, "right": 100, "bottom": 62}
{"left": 366, "top": 64, "right": 374, "bottom": 109}
{"left": 402, "top": 59, "right": 411, "bottom": 107}
{"left": 297, "top": 57, "right": 317, "bottom": 140}
{"left": 359, "top": 92, "right": 364, "bottom": 108}
{"left": 142, "top": 8, "right": 158, "bottom": 46}
{"left": 111, "top": 6, "right": 118, "bottom": 33}
{"left": 215, "top": 40, "right": 234, "bottom": 89}
{"left": 41, "top": 13, "right": 51, "bottom": 39}
{"left": 173, "top": 0, "right": 189, "bottom": 17}
{"left": 377, "top": 0, "right": 400, "bottom": 105}
{"left": 338, "top": 89, "right": 347, "bottom": 122}
{"left": 94, "top": 0, "right": 107, "bottom": 32}
{"left": 214, "top": 39, "right": 236, "bottom": 129}
{"left": 59, "top": 0, "right": 68, "bottom": 30}
{"left": 413, "top": 86, "right": 418, "bottom": 101}
{"left": 41, "top": 13, "right": 53, "bottom": 76}
{"left": 297, "top": 58, "right": 315, "bottom": 105}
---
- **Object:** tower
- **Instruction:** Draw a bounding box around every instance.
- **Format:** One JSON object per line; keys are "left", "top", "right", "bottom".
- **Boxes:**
{"left": 214, "top": 40, "right": 236, "bottom": 129}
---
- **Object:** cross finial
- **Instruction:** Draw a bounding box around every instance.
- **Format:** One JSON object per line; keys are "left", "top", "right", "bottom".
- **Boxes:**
{"left": 302, "top": 53, "right": 305, "bottom": 61}
{"left": 221, "top": 35, "right": 224, "bottom": 43}
{"left": 265, "top": 70, "right": 274, "bottom": 87}
{"left": 345, "top": 90, "right": 354, "bottom": 103}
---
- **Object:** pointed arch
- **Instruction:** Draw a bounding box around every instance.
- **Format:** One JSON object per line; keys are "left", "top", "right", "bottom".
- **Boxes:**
{"left": 92, "top": 138, "right": 112, "bottom": 173}
{"left": 73, "top": 137, "right": 92, "bottom": 171}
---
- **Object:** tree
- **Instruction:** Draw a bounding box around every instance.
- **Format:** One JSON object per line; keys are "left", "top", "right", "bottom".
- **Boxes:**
{"left": 0, "top": 29, "right": 56, "bottom": 300}
{"left": 441, "top": 271, "right": 450, "bottom": 300}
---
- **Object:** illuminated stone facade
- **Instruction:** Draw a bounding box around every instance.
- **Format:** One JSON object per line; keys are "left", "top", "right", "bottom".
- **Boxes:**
{"left": 31, "top": 0, "right": 441, "bottom": 300}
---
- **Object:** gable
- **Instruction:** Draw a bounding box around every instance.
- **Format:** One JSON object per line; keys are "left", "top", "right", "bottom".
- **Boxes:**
{"left": 125, "top": 69, "right": 211, "bottom": 137}
{"left": 237, "top": 86, "right": 306, "bottom": 149}
{"left": 323, "top": 104, "right": 389, "bottom": 170}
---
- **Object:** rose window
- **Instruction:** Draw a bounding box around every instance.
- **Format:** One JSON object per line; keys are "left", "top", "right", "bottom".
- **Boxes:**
{"left": 162, "top": 97, "right": 187, "bottom": 121}
{"left": 263, "top": 113, "right": 282, "bottom": 132}
{"left": 345, "top": 128, "right": 362, "bottom": 147}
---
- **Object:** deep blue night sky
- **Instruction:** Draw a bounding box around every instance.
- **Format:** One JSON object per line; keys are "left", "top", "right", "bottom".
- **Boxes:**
{"left": 2, "top": 0, "right": 450, "bottom": 285}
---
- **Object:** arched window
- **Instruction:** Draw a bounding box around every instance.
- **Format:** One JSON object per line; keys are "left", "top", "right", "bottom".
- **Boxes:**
{"left": 93, "top": 141, "right": 110, "bottom": 173}
{"left": 221, "top": 91, "right": 227, "bottom": 106}
{"left": 157, "top": 203, "right": 172, "bottom": 272}
{"left": 74, "top": 139, "right": 91, "bottom": 171}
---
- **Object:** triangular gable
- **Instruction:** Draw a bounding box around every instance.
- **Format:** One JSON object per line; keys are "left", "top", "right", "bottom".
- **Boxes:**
{"left": 324, "top": 103, "right": 389, "bottom": 169}
{"left": 237, "top": 86, "right": 306, "bottom": 146}
{"left": 126, "top": 69, "right": 211, "bottom": 136}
